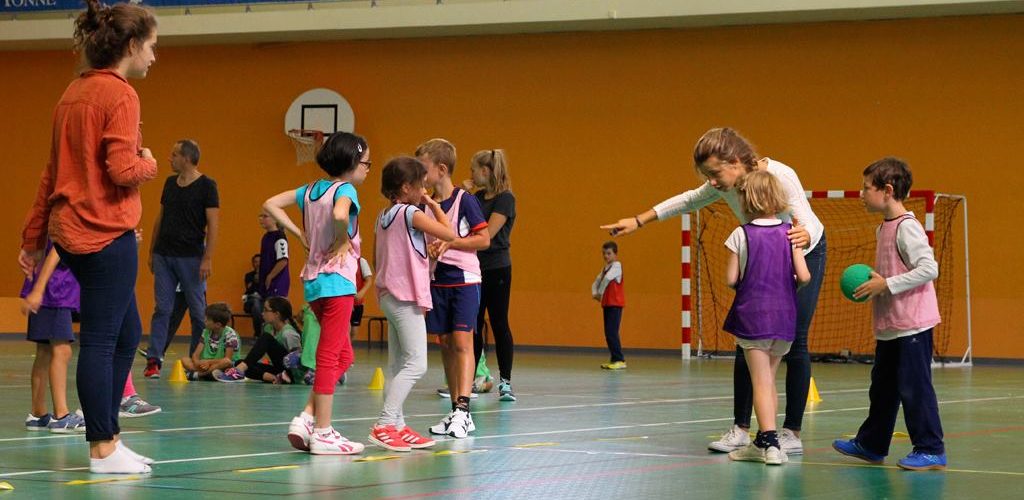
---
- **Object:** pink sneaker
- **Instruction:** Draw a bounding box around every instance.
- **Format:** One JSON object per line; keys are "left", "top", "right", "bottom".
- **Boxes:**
{"left": 287, "top": 415, "right": 313, "bottom": 451}
{"left": 368, "top": 425, "right": 412, "bottom": 452}
{"left": 398, "top": 426, "right": 436, "bottom": 449}
{"left": 310, "top": 429, "right": 365, "bottom": 455}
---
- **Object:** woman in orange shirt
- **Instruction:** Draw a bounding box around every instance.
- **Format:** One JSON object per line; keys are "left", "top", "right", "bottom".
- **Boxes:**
{"left": 19, "top": 0, "right": 159, "bottom": 475}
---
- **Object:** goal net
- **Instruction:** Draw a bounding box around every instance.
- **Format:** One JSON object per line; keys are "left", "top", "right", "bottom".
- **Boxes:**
{"left": 684, "top": 191, "right": 971, "bottom": 364}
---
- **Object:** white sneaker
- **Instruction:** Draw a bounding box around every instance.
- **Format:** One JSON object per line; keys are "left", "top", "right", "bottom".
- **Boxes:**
{"left": 447, "top": 409, "right": 472, "bottom": 439}
{"left": 709, "top": 425, "right": 751, "bottom": 453}
{"left": 467, "top": 412, "right": 476, "bottom": 433}
{"left": 728, "top": 444, "right": 766, "bottom": 463}
{"left": 764, "top": 445, "right": 789, "bottom": 465}
{"left": 287, "top": 415, "right": 314, "bottom": 451}
{"left": 116, "top": 441, "right": 154, "bottom": 465}
{"left": 779, "top": 429, "right": 803, "bottom": 455}
{"left": 89, "top": 446, "right": 152, "bottom": 474}
{"left": 429, "top": 411, "right": 454, "bottom": 435}
{"left": 309, "top": 428, "right": 365, "bottom": 455}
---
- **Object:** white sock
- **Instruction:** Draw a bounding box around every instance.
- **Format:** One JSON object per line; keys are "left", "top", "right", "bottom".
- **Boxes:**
{"left": 300, "top": 412, "right": 314, "bottom": 424}
{"left": 313, "top": 427, "right": 334, "bottom": 437}
{"left": 90, "top": 446, "right": 152, "bottom": 474}
{"left": 117, "top": 440, "right": 154, "bottom": 465}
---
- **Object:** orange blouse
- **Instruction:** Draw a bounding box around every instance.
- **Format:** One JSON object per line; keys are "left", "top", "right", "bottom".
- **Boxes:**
{"left": 22, "top": 69, "right": 158, "bottom": 254}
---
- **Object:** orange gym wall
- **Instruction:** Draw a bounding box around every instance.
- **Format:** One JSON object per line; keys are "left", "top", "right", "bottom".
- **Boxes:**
{"left": 1, "top": 14, "right": 1021, "bottom": 358}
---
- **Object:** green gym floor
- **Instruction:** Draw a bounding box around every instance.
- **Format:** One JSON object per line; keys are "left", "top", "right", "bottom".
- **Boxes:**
{"left": 1, "top": 339, "right": 1022, "bottom": 499}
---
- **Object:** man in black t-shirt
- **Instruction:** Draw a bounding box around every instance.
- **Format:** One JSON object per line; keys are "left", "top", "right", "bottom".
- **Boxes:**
{"left": 143, "top": 139, "right": 220, "bottom": 378}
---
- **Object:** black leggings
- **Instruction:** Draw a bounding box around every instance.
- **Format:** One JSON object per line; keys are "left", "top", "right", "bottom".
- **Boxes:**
{"left": 474, "top": 266, "right": 514, "bottom": 381}
{"left": 240, "top": 332, "right": 288, "bottom": 381}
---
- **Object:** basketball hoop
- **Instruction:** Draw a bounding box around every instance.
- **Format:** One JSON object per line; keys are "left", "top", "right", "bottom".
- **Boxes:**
{"left": 287, "top": 129, "right": 325, "bottom": 165}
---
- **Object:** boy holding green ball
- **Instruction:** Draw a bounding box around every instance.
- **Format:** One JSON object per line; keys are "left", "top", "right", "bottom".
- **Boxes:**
{"left": 832, "top": 157, "right": 946, "bottom": 471}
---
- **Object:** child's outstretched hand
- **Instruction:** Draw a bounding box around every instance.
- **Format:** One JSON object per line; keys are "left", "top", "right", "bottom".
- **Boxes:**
{"left": 853, "top": 271, "right": 889, "bottom": 300}
{"left": 600, "top": 217, "right": 639, "bottom": 237}
{"left": 787, "top": 217, "right": 810, "bottom": 249}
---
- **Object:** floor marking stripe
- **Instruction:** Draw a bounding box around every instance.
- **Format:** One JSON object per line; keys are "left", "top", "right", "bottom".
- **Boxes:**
{"left": 234, "top": 465, "right": 300, "bottom": 474}
{"left": 66, "top": 475, "right": 145, "bottom": 485}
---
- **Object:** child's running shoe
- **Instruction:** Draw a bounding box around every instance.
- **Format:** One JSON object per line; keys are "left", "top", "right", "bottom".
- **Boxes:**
{"left": 25, "top": 413, "right": 51, "bottom": 431}
{"left": 728, "top": 444, "right": 766, "bottom": 463}
{"left": 119, "top": 395, "right": 162, "bottom": 418}
{"left": 764, "top": 446, "right": 789, "bottom": 465}
{"left": 832, "top": 439, "right": 885, "bottom": 464}
{"left": 429, "top": 411, "right": 454, "bottom": 435}
{"left": 898, "top": 451, "right": 947, "bottom": 471}
{"left": 368, "top": 425, "right": 412, "bottom": 452}
{"left": 600, "top": 361, "right": 627, "bottom": 370}
{"left": 310, "top": 429, "right": 364, "bottom": 455}
{"left": 144, "top": 358, "right": 161, "bottom": 379}
{"left": 779, "top": 429, "right": 803, "bottom": 455}
{"left": 287, "top": 415, "right": 314, "bottom": 451}
{"left": 215, "top": 367, "right": 246, "bottom": 383}
{"left": 498, "top": 379, "right": 517, "bottom": 402}
{"left": 48, "top": 411, "right": 86, "bottom": 434}
{"left": 447, "top": 409, "right": 472, "bottom": 439}
{"left": 398, "top": 426, "right": 435, "bottom": 449}
{"left": 709, "top": 425, "right": 751, "bottom": 452}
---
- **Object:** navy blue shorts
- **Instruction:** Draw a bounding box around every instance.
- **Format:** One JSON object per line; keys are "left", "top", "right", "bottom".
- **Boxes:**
{"left": 26, "top": 306, "right": 76, "bottom": 344}
{"left": 426, "top": 284, "right": 480, "bottom": 334}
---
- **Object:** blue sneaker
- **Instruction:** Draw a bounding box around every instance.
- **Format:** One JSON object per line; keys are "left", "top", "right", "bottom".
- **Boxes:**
{"left": 48, "top": 411, "right": 86, "bottom": 434}
{"left": 898, "top": 451, "right": 947, "bottom": 471}
{"left": 832, "top": 439, "right": 885, "bottom": 464}
{"left": 25, "top": 413, "right": 51, "bottom": 431}
{"left": 215, "top": 367, "right": 246, "bottom": 383}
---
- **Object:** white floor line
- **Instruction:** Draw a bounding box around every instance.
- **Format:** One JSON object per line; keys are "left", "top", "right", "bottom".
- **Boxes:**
{"left": 0, "top": 430, "right": 144, "bottom": 443}
{"left": 4, "top": 394, "right": 1023, "bottom": 481}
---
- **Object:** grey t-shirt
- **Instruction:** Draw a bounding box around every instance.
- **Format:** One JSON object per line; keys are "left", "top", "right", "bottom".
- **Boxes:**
{"left": 475, "top": 190, "right": 516, "bottom": 271}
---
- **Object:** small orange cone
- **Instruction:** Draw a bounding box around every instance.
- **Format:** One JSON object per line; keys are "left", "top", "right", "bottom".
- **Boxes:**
{"left": 807, "top": 376, "right": 822, "bottom": 404}
{"left": 367, "top": 367, "right": 385, "bottom": 390}
{"left": 168, "top": 359, "right": 189, "bottom": 383}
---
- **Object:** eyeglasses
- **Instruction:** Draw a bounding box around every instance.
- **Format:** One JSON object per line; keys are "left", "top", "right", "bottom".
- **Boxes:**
{"left": 360, "top": 160, "right": 372, "bottom": 170}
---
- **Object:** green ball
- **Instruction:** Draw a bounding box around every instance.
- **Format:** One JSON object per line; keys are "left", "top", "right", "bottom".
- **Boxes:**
{"left": 841, "top": 264, "right": 874, "bottom": 303}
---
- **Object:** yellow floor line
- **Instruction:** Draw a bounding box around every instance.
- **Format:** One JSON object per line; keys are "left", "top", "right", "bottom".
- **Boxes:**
{"left": 234, "top": 465, "right": 300, "bottom": 474}
{"left": 66, "top": 476, "right": 145, "bottom": 485}
{"left": 514, "top": 442, "right": 559, "bottom": 448}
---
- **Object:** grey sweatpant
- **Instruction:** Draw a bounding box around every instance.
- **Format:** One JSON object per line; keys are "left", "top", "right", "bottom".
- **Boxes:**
{"left": 378, "top": 292, "right": 429, "bottom": 427}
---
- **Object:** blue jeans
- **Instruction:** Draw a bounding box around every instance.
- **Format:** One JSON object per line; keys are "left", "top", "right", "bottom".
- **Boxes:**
{"left": 56, "top": 231, "right": 141, "bottom": 442}
{"left": 147, "top": 254, "right": 207, "bottom": 360}
{"left": 734, "top": 233, "right": 827, "bottom": 431}
{"left": 856, "top": 329, "right": 944, "bottom": 456}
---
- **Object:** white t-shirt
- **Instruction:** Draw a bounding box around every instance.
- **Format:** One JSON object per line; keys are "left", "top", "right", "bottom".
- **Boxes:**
{"left": 358, "top": 257, "right": 373, "bottom": 279}
{"left": 653, "top": 158, "right": 824, "bottom": 254}
{"left": 724, "top": 218, "right": 785, "bottom": 280}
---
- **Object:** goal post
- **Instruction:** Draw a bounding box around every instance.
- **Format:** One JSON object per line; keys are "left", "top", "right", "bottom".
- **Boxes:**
{"left": 682, "top": 190, "right": 971, "bottom": 366}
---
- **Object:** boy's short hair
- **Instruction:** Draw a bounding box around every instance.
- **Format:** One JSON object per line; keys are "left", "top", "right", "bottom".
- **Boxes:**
{"left": 863, "top": 157, "right": 913, "bottom": 200}
{"left": 205, "top": 303, "right": 232, "bottom": 326}
{"left": 415, "top": 138, "right": 457, "bottom": 175}
{"left": 602, "top": 241, "right": 618, "bottom": 254}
